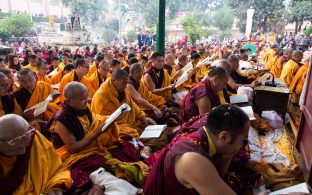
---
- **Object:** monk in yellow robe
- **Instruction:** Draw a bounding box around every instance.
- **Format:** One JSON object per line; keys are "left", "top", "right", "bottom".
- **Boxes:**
{"left": 59, "top": 58, "right": 95, "bottom": 102}
{"left": 92, "top": 69, "right": 154, "bottom": 139}
{"left": 58, "top": 53, "right": 70, "bottom": 71}
{"left": 89, "top": 60, "right": 112, "bottom": 91}
{"left": 270, "top": 48, "right": 292, "bottom": 78}
{"left": 86, "top": 53, "right": 104, "bottom": 78}
{"left": 144, "top": 52, "right": 175, "bottom": 100}
{"left": 0, "top": 68, "right": 20, "bottom": 92}
{"left": 0, "top": 73, "right": 21, "bottom": 117}
{"left": 23, "top": 55, "right": 38, "bottom": 72}
{"left": 0, "top": 114, "right": 72, "bottom": 194}
{"left": 12, "top": 68, "right": 61, "bottom": 122}
{"left": 280, "top": 50, "right": 303, "bottom": 86}
{"left": 50, "top": 64, "right": 75, "bottom": 85}
{"left": 50, "top": 82, "right": 148, "bottom": 189}
{"left": 127, "top": 64, "right": 165, "bottom": 118}
{"left": 265, "top": 44, "right": 279, "bottom": 70}
{"left": 289, "top": 55, "right": 310, "bottom": 103}
{"left": 110, "top": 59, "right": 122, "bottom": 73}
{"left": 36, "top": 59, "right": 51, "bottom": 84}
{"left": 164, "top": 54, "right": 180, "bottom": 78}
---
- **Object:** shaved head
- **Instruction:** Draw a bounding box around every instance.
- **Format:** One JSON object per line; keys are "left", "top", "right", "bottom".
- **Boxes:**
{"left": 0, "top": 114, "right": 29, "bottom": 139}
{"left": 215, "top": 60, "right": 231, "bottom": 72}
{"left": 112, "top": 69, "right": 128, "bottom": 80}
{"left": 99, "top": 60, "right": 109, "bottom": 68}
{"left": 64, "top": 81, "right": 88, "bottom": 99}
{"left": 292, "top": 50, "right": 303, "bottom": 63}
{"left": 130, "top": 63, "right": 143, "bottom": 74}
{"left": 17, "top": 68, "right": 35, "bottom": 78}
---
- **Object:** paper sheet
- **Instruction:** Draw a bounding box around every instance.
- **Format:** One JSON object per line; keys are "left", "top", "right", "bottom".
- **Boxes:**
{"left": 269, "top": 182, "right": 310, "bottom": 194}
{"left": 47, "top": 68, "right": 58, "bottom": 77}
{"left": 28, "top": 90, "right": 61, "bottom": 116}
{"left": 140, "top": 125, "right": 167, "bottom": 138}
{"left": 240, "top": 106, "right": 256, "bottom": 120}
{"left": 51, "top": 83, "right": 60, "bottom": 89}
{"left": 181, "top": 62, "right": 193, "bottom": 72}
{"left": 101, "top": 103, "right": 131, "bottom": 132}
{"left": 230, "top": 94, "right": 248, "bottom": 104}
{"left": 175, "top": 71, "right": 189, "bottom": 88}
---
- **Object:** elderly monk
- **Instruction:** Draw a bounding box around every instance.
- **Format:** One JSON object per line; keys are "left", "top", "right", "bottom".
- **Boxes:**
{"left": 59, "top": 58, "right": 95, "bottom": 102}
{"left": 0, "top": 114, "right": 72, "bottom": 195}
{"left": 0, "top": 68, "right": 20, "bottom": 92}
{"left": 87, "top": 53, "right": 104, "bottom": 78}
{"left": 127, "top": 63, "right": 164, "bottom": 119}
{"left": 89, "top": 60, "right": 112, "bottom": 91}
{"left": 0, "top": 73, "right": 21, "bottom": 117}
{"left": 289, "top": 55, "right": 310, "bottom": 103}
{"left": 145, "top": 105, "right": 256, "bottom": 195}
{"left": 36, "top": 59, "right": 51, "bottom": 84}
{"left": 11, "top": 68, "right": 60, "bottom": 122}
{"left": 58, "top": 53, "right": 70, "bottom": 71}
{"left": 50, "top": 64, "right": 75, "bottom": 85}
{"left": 50, "top": 82, "right": 148, "bottom": 190}
{"left": 280, "top": 50, "right": 304, "bottom": 86}
{"left": 179, "top": 66, "right": 229, "bottom": 123}
{"left": 144, "top": 52, "right": 175, "bottom": 100}
{"left": 23, "top": 55, "right": 38, "bottom": 72}
{"left": 270, "top": 48, "right": 293, "bottom": 78}
{"left": 164, "top": 54, "right": 178, "bottom": 77}
{"left": 91, "top": 69, "right": 154, "bottom": 139}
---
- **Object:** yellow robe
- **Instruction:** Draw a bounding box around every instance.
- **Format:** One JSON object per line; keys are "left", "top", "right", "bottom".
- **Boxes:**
{"left": 289, "top": 63, "right": 309, "bottom": 95}
{"left": 0, "top": 131, "right": 72, "bottom": 194}
{"left": 0, "top": 96, "right": 22, "bottom": 117}
{"left": 270, "top": 56, "right": 283, "bottom": 78}
{"left": 146, "top": 69, "right": 172, "bottom": 101}
{"left": 265, "top": 49, "right": 276, "bottom": 70}
{"left": 89, "top": 71, "right": 112, "bottom": 91}
{"left": 23, "top": 64, "right": 37, "bottom": 72}
{"left": 280, "top": 59, "right": 299, "bottom": 86}
{"left": 58, "top": 62, "right": 66, "bottom": 71}
{"left": 91, "top": 78, "right": 146, "bottom": 138}
{"left": 59, "top": 71, "right": 95, "bottom": 102}
{"left": 50, "top": 70, "right": 63, "bottom": 85}
{"left": 86, "top": 62, "right": 98, "bottom": 78}
{"left": 36, "top": 75, "right": 52, "bottom": 85}
{"left": 12, "top": 82, "right": 20, "bottom": 91}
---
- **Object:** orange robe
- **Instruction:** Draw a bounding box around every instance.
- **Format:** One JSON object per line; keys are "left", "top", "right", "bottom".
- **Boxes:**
{"left": 265, "top": 49, "right": 276, "bottom": 70}
{"left": 289, "top": 63, "right": 309, "bottom": 95}
{"left": 280, "top": 59, "right": 299, "bottom": 86}
{"left": 58, "top": 71, "right": 95, "bottom": 102}
{"left": 86, "top": 62, "right": 98, "bottom": 78}
{"left": 23, "top": 64, "right": 37, "bottom": 72}
{"left": 0, "top": 131, "right": 72, "bottom": 194}
{"left": 89, "top": 70, "right": 112, "bottom": 91}
{"left": 36, "top": 75, "right": 51, "bottom": 85}
{"left": 91, "top": 78, "right": 146, "bottom": 138}
{"left": 50, "top": 70, "right": 63, "bottom": 84}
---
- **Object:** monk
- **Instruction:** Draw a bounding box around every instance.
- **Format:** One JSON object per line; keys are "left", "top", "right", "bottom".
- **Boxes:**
{"left": 36, "top": 59, "right": 51, "bottom": 84}
{"left": 110, "top": 59, "right": 122, "bottom": 73}
{"left": 11, "top": 68, "right": 60, "bottom": 122}
{"left": 270, "top": 48, "right": 293, "bottom": 78}
{"left": 58, "top": 53, "right": 70, "bottom": 71}
{"left": 280, "top": 50, "right": 303, "bottom": 86}
{"left": 289, "top": 55, "right": 310, "bottom": 103}
{"left": 164, "top": 54, "right": 177, "bottom": 77}
{"left": 145, "top": 105, "right": 258, "bottom": 194}
{"left": 49, "top": 56, "right": 60, "bottom": 73}
{"left": 50, "top": 64, "right": 75, "bottom": 85}
{"left": 179, "top": 66, "right": 229, "bottom": 123}
{"left": 0, "top": 68, "right": 20, "bottom": 92}
{"left": 144, "top": 52, "right": 175, "bottom": 100}
{"left": 89, "top": 60, "right": 112, "bottom": 91}
{"left": 59, "top": 58, "right": 95, "bottom": 102}
{"left": 127, "top": 63, "right": 164, "bottom": 119}
{"left": 0, "top": 114, "right": 72, "bottom": 194}
{"left": 0, "top": 73, "right": 21, "bottom": 117}
{"left": 91, "top": 69, "right": 154, "bottom": 139}
{"left": 49, "top": 81, "right": 148, "bottom": 191}
{"left": 23, "top": 55, "right": 38, "bottom": 72}
{"left": 264, "top": 44, "right": 279, "bottom": 70}
{"left": 87, "top": 53, "right": 104, "bottom": 77}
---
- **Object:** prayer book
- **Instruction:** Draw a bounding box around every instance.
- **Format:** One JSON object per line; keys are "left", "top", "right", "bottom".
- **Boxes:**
{"left": 269, "top": 182, "right": 310, "bottom": 194}
{"left": 230, "top": 94, "right": 248, "bottom": 104}
{"left": 239, "top": 106, "right": 256, "bottom": 120}
{"left": 47, "top": 68, "right": 58, "bottom": 77}
{"left": 181, "top": 62, "right": 193, "bottom": 72}
{"left": 28, "top": 90, "right": 61, "bottom": 116}
{"left": 258, "top": 73, "right": 270, "bottom": 83}
{"left": 140, "top": 125, "right": 167, "bottom": 139}
{"left": 101, "top": 103, "right": 131, "bottom": 132}
{"left": 196, "top": 56, "right": 212, "bottom": 68}
{"left": 175, "top": 71, "right": 189, "bottom": 88}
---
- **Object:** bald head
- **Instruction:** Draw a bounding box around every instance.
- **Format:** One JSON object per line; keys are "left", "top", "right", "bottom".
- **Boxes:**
{"left": 64, "top": 81, "right": 88, "bottom": 99}
{"left": 208, "top": 66, "right": 229, "bottom": 78}
{"left": 215, "top": 60, "right": 231, "bottom": 72}
{"left": 99, "top": 60, "right": 109, "bottom": 68}
{"left": 292, "top": 50, "right": 303, "bottom": 63}
{"left": 17, "top": 68, "right": 35, "bottom": 78}
{"left": 0, "top": 114, "right": 30, "bottom": 140}
{"left": 112, "top": 69, "right": 128, "bottom": 80}
{"left": 226, "top": 54, "right": 239, "bottom": 71}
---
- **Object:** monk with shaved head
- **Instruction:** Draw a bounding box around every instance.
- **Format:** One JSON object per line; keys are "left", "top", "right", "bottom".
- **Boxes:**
{"left": 280, "top": 50, "right": 304, "bottom": 86}
{"left": 0, "top": 114, "right": 72, "bottom": 194}
{"left": 89, "top": 60, "right": 112, "bottom": 91}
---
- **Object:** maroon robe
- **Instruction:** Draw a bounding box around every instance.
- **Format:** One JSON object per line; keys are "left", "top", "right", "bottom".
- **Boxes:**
{"left": 1, "top": 94, "right": 16, "bottom": 114}
{"left": 11, "top": 87, "right": 32, "bottom": 111}
{"left": 145, "top": 66, "right": 165, "bottom": 89}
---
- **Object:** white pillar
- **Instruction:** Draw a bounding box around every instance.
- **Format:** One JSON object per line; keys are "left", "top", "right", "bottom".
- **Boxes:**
{"left": 245, "top": 7, "right": 255, "bottom": 38}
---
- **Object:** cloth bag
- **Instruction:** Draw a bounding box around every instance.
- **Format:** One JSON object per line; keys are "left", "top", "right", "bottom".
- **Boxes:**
{"left": 90, "top": 167, "right": 142, "bottom": 195}
{"left": 261, "top": 110, "right": 283, "bottom": 129}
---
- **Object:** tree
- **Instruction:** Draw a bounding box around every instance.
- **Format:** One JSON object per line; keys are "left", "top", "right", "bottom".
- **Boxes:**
{"left": 1, "top": 14, "right": 34, "bottom": 37}
{"left": 181, "top": 14, "right": 202, "bottom": 45}
{"left": 287, "top": 0, "right": 312, "bottom": 33}
{"left": 62, "top": 0, "right": 107, "bottom": 25}
{"left": 304, "top": 25, "right": 312, "bottom": 36}
{"left": 135, "top": 0, "right": 159, "bottom": 28}
{"left": 212, "top": 7, "right": 234, "bottom": 31}
{"left": 226, "top": 0, "right": 285, "bottom": 32}
{"left": 126, "top": 30, "right": 137, "bottom": 43}
{"left": 102, "top": 29, "right": 116, "bottom": 43}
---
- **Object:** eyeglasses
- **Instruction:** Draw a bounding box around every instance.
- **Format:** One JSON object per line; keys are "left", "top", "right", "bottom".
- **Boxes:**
{"left": 0, "top": 126, "right": 35, "bottom": 146}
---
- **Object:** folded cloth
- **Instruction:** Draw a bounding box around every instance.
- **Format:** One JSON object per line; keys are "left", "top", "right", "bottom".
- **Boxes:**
{"left": 90, "top": 167, "right": 142, "bottom": 195}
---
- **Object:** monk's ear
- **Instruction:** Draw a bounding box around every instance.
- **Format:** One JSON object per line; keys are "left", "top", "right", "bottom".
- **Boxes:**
{"left": 218, "top": 131, "right": 231, "bottom": 145}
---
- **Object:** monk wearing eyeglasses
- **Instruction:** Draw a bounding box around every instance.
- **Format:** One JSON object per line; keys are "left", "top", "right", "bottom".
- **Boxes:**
{"left": 0, "top": 114, "right": 72, "bottom": 194}
{"left": 89, "top": 60, "right": 112, "bottom": 91}
{"left": 36, "top": 59, "right": 51, "bottom": 84}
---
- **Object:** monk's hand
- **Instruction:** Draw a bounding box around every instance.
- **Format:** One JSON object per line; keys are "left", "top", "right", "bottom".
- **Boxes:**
{"left": 87, "top": 184, "right": 104, "bottom": 195}
{"left": 144, "top": 117, "right": 156, "bottom": 125}
{"left": 166, "top": 84, "right": 175, "bottom": 91}
{"left": 250, "top": 80, "right": 258, "bottom": 88}
{"left": 47, "top": 190, "right": 63, "bottom": 195}
{"left": 153, "top": 107, "right": 162, "bottom": 119}
{"left": 22, "top": 108, "right": 35, "bottom": 120}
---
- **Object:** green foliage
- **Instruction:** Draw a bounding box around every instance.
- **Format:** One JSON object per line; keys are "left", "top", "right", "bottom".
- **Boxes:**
{"left": 135, "top": 0, "right": 159, "bottom": 28}
{"left": 212, "top": 7, "right": 234, "bottom": 31}
{"left": 102, "top": 29, "right": 116, "bottom": 43}
{"left": 181, "top": 14, "right": 202, "bottom": 45}
{"left": 0, "top": 14, "right": 34, "bottom": 37}
{"left": 287, "top": 0, "right": 312, "bottom": 32}
{"left": 105, "top": 19, "right": 119, "bottom": 32}
{"left": 304, "top": 25, "right": 312, "bottom": 36}
{"left": 126, "top": 30, "right": 137, "bottom": 43}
